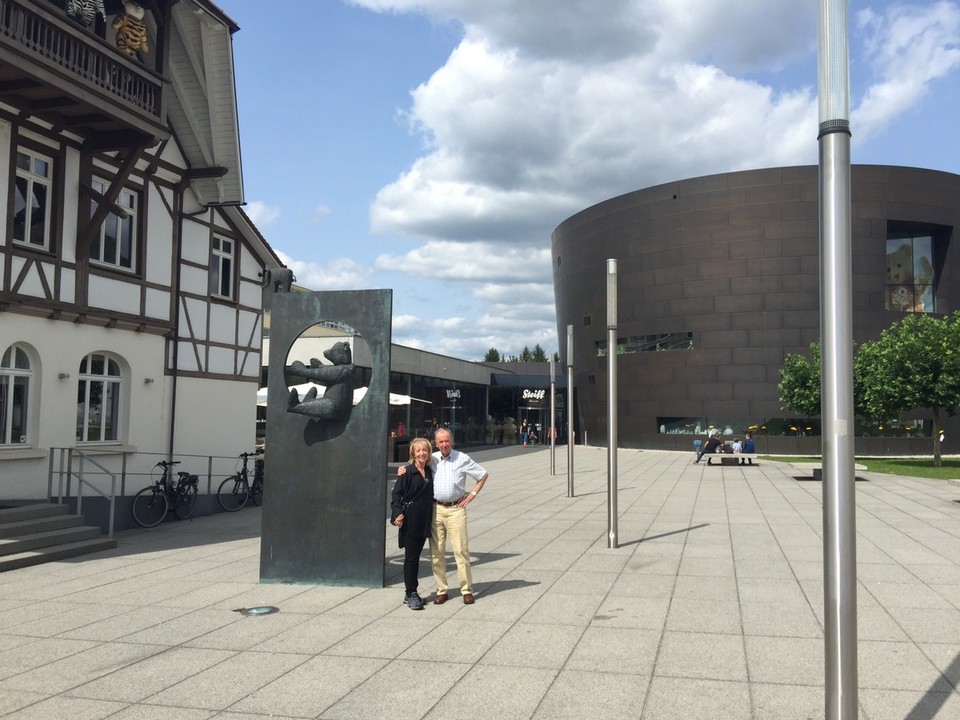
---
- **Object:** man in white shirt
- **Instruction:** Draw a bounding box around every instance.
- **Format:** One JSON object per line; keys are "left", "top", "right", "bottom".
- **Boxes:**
{"left": 429, "top": 428, "right": 488, "bottom": 604}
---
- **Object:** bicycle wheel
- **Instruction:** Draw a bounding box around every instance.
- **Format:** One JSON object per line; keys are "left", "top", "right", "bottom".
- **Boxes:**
{"left": 174, "top": 483, "right": 198, "bottom": 520}
{"left": 132, "top": 486, "right": 169, "bottom": 528}
{"left": 217, "top": 475, "right": 248, "bottom": 511}
{"left": 250, "top": 478, "right": 263, "bottom": 506}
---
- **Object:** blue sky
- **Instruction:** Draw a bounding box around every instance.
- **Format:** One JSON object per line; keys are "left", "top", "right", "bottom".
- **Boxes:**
{"left": 217, "top": 0, "right": 960, "bottom": 360}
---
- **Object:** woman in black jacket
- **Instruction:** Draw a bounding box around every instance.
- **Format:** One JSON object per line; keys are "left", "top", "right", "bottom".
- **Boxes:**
{"left": 391, "top": 437, "right": 435, "bottom": 610}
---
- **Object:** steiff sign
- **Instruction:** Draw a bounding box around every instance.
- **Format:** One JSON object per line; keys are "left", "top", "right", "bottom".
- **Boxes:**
{"left": 260, "top": 290, "right": 391, "bottom": 587}
{"left": 522, "top": 388, "right": 546, "bottom": 405}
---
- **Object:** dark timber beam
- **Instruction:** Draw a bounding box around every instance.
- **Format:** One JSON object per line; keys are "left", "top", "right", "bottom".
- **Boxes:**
{"left": 77, "top": 143, "right": 147, "bottom": 257}
{"left": 79, "top": 184, "right": 132, "bottom": 219}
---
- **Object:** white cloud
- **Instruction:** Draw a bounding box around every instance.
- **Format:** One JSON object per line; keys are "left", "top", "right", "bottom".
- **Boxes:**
{"left": 392, "top": 314, "right": 420, "bottom": 332}
{"left": 245, "top": 200, "right": 281, "bottom": 227}
{"left": 376, "top": 242, "right": 550, "bottom": 281}
{"left": 275, "top": 250, "right": 373, "bottom": 291}
{"left": 345, "top": 0, "right": 960, "bottom": 359}
{"left": 312, "top": 204, "right": 332, "bottom": 222}
{"left": 390, "top": 282, "right": 558, "bottom": 359}
{"left": 370, "top": 34, "right": 821, "bottom": 250}
{"left": 854, "top": 2, "right": 960, "bottom": 140}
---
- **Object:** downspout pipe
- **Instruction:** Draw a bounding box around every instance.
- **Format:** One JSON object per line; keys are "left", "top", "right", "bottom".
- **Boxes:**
{"left": 168, "top": 180, "right": 186, "bottom": 462}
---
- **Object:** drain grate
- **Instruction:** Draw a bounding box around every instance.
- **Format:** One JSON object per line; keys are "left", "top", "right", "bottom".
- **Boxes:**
{"left": 234, "top": 606, "right": 280, "bottom": 616}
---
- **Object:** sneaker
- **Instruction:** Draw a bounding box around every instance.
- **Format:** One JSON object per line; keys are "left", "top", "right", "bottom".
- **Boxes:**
{"left": 405, "top": 592, "right": 424, "bottom": 610}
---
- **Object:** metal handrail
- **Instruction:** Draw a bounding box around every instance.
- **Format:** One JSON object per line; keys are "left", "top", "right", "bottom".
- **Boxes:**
{"left": 46, "top": 447, "right": 119, "bottom": 536}
{"left": 47, "top": 448, "right": 262, "bottom": 527}
{"left": 70, "top": 448, "right": 118, "bottom": 537}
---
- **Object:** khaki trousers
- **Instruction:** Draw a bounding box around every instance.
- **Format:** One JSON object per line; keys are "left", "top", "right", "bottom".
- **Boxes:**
{"left": 430, "top": 503, "right": 472, "bottom": 595}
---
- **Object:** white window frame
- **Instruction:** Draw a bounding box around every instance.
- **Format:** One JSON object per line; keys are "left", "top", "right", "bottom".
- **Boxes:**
{"left": 13, "top": 148, "right": 53, "bottom": 250}
{"left": 210, "top": 236, "right": 235, "bottom": 299}
{"left": 0, "top": 343, "right": 32, "bottom": 446}
{"left": 76, "top": 352, "right": 123, "bottom": 444}
{"left": 90, "top": 178, "right": 138, "bottom": 272}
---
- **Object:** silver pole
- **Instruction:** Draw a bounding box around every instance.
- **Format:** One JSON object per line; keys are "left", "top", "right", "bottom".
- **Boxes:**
{"left": 818, "top": 1, "right": 858, "bottom": 717}
{"left": 550, "top": 355, "right": 556, "bottom": 475}
{"left": 566, "top": 324, "right": 575, "bottom": 498}
{"left": 606, "top": 259, "right": 618, "bottom": 549}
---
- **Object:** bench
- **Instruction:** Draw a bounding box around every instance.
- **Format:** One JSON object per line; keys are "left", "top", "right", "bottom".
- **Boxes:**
{"left": 791, "top": 462, "right": 866, "bottom": 480}
{"left": 705, "top": 454, "right": 757, "bottom": 466}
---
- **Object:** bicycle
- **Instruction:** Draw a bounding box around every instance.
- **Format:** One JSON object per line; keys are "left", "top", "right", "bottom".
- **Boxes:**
{"left": 131, "top": 460, "right": 199, "bottom": 528}
{"left": 217, "top": 451, "right": 264, "bottom": 511}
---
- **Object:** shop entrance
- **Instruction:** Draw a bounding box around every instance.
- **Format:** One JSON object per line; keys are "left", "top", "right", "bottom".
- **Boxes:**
{"left": 517, "top": 405, "right": 546, "bottom": 444}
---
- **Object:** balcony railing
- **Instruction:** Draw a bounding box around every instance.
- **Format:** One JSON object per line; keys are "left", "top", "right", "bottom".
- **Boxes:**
{"left": 0, "top": 0, "right": 163, "bottom": 119}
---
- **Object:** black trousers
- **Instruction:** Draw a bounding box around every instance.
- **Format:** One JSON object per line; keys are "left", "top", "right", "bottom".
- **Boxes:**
{"left": 403, "top": 534, "right": 429, "bottom": 594}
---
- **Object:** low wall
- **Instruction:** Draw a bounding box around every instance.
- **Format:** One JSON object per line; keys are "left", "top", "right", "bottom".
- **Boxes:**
{"left": 635, "top": 433, "right": 938, "bottom": 456}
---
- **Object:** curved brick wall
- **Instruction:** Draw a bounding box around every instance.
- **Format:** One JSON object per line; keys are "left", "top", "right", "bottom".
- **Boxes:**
{"left": 552, "top": 165, "right": 960, "bottom": 453}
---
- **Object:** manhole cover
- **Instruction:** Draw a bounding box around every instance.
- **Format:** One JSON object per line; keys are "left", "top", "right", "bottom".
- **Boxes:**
{"left": 235, "top": 606, "right": 279, "bottom": 616}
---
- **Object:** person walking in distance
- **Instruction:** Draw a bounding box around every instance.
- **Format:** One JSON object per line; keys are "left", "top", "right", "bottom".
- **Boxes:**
{"left": 398, "top": 427, "right": 488, "bottom": 604}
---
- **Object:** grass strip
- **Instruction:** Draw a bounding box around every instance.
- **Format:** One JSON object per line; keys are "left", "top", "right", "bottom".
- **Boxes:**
{"left": 763, "top": 456, "right": 960, "bottom": 480}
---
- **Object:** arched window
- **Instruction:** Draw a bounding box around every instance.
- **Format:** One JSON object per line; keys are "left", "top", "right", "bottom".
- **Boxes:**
{"left": 77, "top": 352, "right": 122, "bottom": 443}
{"left": 0, "top": 344, "right": 32, "bottom": 445}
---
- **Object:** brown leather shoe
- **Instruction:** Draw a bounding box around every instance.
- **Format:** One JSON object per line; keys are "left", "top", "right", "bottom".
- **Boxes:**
{"left": 462, "top": 593, "right": 475, "bottom": 605}
{"left": 433, "top": 593, "right": 448, "bottom": 605}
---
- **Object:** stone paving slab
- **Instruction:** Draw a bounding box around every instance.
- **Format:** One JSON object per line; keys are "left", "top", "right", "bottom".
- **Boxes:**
{"left": 0, "top": 446, "right": 958, "bottom": 718}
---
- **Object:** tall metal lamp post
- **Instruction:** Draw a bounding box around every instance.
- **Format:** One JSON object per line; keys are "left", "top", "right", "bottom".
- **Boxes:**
{"left": 818, "top": 0, "right": 858, "bottom": 716}
{"left": 566, "top": 324, "right": 575, "bottom": 497}
{"left": 549, "top": 355, "right": 556, "bottom": 475}
{"left": 606, "top": 260, "right": 618, "bottom": 549}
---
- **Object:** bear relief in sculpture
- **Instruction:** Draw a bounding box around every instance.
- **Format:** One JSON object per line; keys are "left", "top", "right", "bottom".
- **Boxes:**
{"left": 286, "top": 341, "right": 356, "bottom": 422}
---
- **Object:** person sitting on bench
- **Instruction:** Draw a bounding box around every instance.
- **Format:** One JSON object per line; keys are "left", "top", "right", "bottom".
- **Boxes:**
{"left": 740, "top": 431, "right": 756, "bottom": 465}
{"left": 695, "top": 431, "right": 722, "bottom": 463}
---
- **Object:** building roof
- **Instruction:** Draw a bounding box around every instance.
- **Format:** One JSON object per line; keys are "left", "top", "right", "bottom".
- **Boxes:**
{"left": 166, "top": 0, "right": 243, "bottom": 206}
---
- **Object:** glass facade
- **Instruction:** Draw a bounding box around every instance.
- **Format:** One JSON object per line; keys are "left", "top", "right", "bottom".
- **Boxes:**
{"left": 597, "top": 332, "right": 693, "bottom": 357}
{"left": 658, "top": 415, "right": 931, "bottom": 439}
{"left": 488, "top": 384, "right": 568, "bottom": 445}
{"left": 388, "top": 372, "right": 487, "bottom": 448}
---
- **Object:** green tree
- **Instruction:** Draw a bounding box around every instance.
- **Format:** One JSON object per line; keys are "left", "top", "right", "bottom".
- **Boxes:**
{"left": 531, "top": 344, "right": 548, "bottom": 362}
{"left": 519, "top": 346, "right": 533, "bottom": 362}
{"left": 778, "top": 341, "right": 822, "bottom": 418}
{"left": 856, "top": 312, "right": 960, "bottom": 466}
{"left": 780, "top": 340, "right": 867, "bottom": 418}
{"left": 483, "top": 347, "right": 500, "bottom": 362}
{"left": 781, "top": 314, "right": 960, "bottom": 466}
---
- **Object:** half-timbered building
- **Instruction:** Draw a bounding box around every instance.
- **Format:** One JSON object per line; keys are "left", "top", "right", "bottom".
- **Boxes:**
{"left": 0, "top": 0, "right": 282, "bottom": 503}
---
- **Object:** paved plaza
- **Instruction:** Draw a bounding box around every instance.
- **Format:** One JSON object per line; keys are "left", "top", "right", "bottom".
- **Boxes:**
{"left": 0, "top": 446, "right": 959, "bottom": 719}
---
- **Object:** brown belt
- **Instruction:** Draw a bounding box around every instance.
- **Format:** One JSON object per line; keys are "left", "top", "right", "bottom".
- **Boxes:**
{"left": 434, "top": 498, "right": 463, "bottom": 507}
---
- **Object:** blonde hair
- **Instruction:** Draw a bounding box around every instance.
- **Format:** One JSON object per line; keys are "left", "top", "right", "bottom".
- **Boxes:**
{"left": 408, "top": 437, "right": 433, "bottom": 462}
